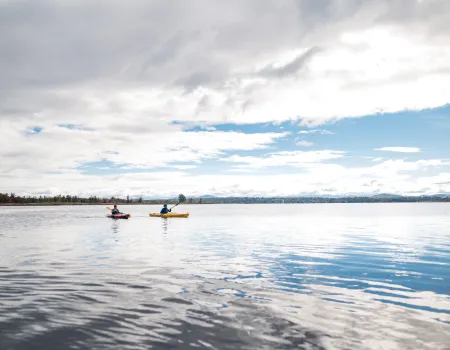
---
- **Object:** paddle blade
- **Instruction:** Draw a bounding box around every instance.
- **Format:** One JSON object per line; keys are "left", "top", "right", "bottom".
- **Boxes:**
{"left": 178, "top": 194, "right": 186, "bottom": 203}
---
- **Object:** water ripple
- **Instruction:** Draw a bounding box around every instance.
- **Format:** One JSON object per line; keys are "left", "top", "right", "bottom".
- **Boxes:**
{"left": 1, "top": 204, "right": 450, "bottom": 349}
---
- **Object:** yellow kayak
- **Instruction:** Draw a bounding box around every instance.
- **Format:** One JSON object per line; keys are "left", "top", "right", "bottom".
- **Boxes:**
{"left": 149, "top": 212, "right": 190, "bottom": 218}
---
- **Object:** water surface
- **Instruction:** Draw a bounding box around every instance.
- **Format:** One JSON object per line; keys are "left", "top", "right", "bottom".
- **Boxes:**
{"left": 1, "top": 204, "right": 449, "bottom": 349}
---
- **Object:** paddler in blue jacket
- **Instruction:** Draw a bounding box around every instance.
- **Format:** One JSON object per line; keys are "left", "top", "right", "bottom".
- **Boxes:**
{"left": 111, "top": 204, "right": 122, "bottom": 215}
{"left": 160, "top": 204, "right": 171, "bottom": 214}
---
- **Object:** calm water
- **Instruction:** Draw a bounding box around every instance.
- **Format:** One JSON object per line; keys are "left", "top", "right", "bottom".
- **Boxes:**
{"left": 1, "top": 204, "right": 449, "bottom": 349}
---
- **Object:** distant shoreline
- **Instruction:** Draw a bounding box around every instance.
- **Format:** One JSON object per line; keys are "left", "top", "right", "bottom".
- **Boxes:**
{"left": 0, "top": 203, "right": 119, "bottom": 206}
{"left": 2, "top": 192, "right": 449, "bottom": 206}
{"left": 0, "top": 202, "right": 215, "bottom": 206}
{"left": 1, "top": 200, "right": 449, "bottom": 207}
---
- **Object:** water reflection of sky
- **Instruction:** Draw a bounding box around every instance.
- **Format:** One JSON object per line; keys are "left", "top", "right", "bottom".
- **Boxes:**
{"left": 252, "top": 217, "right": 450, "bottom": 324}
{"left": 3, "top": 205, "right": 449, "bottom": 291}
{"left": 1, "top": 204, "right": 450, "bottom": 348}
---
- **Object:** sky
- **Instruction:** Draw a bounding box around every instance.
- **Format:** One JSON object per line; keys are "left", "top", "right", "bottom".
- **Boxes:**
{"left": 1, "top": 0, "right": 450, "bottom": 198}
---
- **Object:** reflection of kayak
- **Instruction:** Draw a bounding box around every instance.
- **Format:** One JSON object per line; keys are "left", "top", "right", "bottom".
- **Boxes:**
{"left": 107, "top": 214, "right": 130, "bottom": 219}
{"left": 149, "top": 213, "right": 189, "bottom": 218}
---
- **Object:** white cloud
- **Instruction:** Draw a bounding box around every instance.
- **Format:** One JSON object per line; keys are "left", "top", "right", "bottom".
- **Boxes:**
{"left": 0, "top": 118, "right": 287, "bottom": 174}
{"left": 170, "top": 165, "right": 197, "bottom": 170}
{"left": 225, "top": 168, "right": 254, "bottom": 173}
{"left": 221, "top": 150, "right": 345, "bottom": 169}
{"left": 4, "top": 159, "right": 449, "bottom": 198}
{"left": 358, "top": 159, "right": 447, "bottom": 177}
{"left": 298, "top": 129, "right": 333, "bottom": 135}
{"left": 375, "top": 147, "right": 421, "bottom": 153}
{"left": 295, "top": 140, "right": 314, "bottom": 147}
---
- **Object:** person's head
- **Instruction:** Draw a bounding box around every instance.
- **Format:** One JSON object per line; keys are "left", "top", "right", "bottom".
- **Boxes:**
{"left": 114, "top": 204, "right": 117, "bottom": 208}
{"left": 163, "top": 204, "right": 167, "bottom": 207}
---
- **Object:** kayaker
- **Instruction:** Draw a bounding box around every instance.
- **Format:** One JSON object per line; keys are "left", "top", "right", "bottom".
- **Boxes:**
{"left": 160, "top": 204, "right": 171, "bottom": 214}
{"left": 111, "top": 204, "right": 122, "bottom": 215}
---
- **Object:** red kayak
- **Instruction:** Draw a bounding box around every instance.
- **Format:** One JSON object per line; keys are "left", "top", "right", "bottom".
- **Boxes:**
{"left": 107, "top": 214, "right": 130, "bottom": 219}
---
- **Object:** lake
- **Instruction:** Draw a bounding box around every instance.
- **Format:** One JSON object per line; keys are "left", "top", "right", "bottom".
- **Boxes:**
{"left": 1, "top": 203, "right": 449, "bottom": 349}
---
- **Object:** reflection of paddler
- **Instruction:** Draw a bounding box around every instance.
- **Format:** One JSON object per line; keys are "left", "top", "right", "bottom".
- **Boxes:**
{"left": 162, "top": 218, "right": 168, "bottom": 235}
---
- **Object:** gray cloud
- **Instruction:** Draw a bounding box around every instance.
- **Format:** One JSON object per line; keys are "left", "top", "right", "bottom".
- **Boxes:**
{"left": 2, "top": 0, "right": 448, "bottom": 96}
{"left": 257, "top": 47, "right": 322, "bottom": 79}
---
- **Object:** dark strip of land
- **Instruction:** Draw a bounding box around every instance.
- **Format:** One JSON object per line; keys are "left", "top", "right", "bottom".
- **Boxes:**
{"left": 1, "top": 193, "right": 449, "bottom": 206}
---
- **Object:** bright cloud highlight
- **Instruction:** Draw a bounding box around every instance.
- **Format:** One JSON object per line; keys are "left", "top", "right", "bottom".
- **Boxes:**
{"left": 375, "top": 147, "right": 421, "bottom": 153}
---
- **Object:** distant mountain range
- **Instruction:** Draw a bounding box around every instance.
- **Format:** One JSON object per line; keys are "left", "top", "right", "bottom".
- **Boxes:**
{"left": 159, "top": 194, "right": 218, "bottom": 201}
{"left": 371, "top": 193, "right": 450, "bottom": 199}
{"left": 192, "top": 193, "right": 450, "bottom": 199}
{"left": 143, "top": 193, "right": 450, "bottom": 200}
{"left": 427, "top": 193, "right": 450, "bottom": 198}
{"left": 371, "top": 193, "right": 405, "bottom": 199}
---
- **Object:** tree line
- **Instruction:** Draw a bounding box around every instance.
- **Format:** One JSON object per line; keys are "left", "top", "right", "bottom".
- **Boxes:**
{"left": 0, "top": 193, "right": 143, "bottom": 204}
{"left": 1, "top": 192, "right": 449, "bottom": 205}
{"left": 0, "top": 193, "right": 205, "bottom": 205}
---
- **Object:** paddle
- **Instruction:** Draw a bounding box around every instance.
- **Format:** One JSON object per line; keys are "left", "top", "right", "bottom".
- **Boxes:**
{"left": 169, "top": 194, "right": 186, "bottom": 211}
